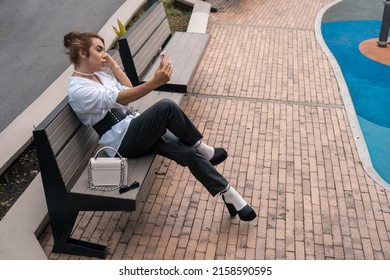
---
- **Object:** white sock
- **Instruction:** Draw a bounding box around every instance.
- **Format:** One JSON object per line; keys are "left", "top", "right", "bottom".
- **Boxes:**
{"left": 220, "top": 185, "right": 247, "bottom": 211}
{"left": 192, "top": 140, "right": 214, "bottom": 160}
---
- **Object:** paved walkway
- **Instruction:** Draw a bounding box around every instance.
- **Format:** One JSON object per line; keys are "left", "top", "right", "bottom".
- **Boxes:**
{"left": 39, "top": 0, "right": 390, "bottom": 260}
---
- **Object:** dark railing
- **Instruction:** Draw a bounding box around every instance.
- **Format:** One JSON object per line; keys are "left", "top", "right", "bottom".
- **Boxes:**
{"left": 378, "top": 0, "right": 390, "bottom": 47}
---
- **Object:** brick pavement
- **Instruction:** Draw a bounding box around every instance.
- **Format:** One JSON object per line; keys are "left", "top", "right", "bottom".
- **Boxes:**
{"left": 39, "top": 0, "right": 390, "bottom": 260}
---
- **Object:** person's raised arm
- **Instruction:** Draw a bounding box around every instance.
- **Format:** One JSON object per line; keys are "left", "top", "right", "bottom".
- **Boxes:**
{"left": 116, "top": 61, "right": 173, "bottom": 105}
{"left": 106, "top": 53, "right": 133, "bottom": 88}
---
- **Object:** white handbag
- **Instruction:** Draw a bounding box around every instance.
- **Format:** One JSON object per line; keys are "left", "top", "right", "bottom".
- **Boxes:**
{"left": 87, "top": 147, "right": 128, "bottom": 191}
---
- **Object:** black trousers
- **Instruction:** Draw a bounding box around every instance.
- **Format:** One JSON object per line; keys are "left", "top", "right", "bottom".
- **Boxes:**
{"left": 118, "top": 99, "right": 228, "bottom": 196}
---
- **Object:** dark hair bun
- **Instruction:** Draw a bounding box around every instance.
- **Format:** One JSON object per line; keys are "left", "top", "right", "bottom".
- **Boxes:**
{"left": 64, "top": 32, "right": 81, "bottom": 49}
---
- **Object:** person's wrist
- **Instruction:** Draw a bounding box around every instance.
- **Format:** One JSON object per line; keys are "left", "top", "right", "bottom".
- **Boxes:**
{"left": 111, "top": 65, "right": 121, "bottom": 73}
{"left": 110, "top": 63, "right": 119, "bottom": 70}
{"left": 149, "top": 77, "right": 162, "bottom": 89}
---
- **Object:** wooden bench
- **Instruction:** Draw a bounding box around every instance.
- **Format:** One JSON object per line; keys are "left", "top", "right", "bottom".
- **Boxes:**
{"left": 33, "top": 49, "right": 183, "bottom": 258}
{"left": 118, "top": 1, "right": 210, "bottom": 93}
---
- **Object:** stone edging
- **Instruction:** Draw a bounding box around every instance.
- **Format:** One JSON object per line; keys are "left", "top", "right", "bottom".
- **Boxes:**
{"left": 314, "top": 0, "right": 390, "bottom": 191}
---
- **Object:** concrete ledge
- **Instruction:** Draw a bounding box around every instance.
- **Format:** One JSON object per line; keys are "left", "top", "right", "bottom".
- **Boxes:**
{"left": 0, "top": 176, "right": 48, "bottom": 259}
{"left": 0, "top": 0, "right": 148, "bottom": 260}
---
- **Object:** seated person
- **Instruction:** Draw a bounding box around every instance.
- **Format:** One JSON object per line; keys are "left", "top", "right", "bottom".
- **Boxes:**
{"left": 64, "top": 31, "right": 256, "bottom": 221}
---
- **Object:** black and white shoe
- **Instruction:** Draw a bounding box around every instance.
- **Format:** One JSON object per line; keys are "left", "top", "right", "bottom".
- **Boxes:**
{"left": 221, "top": 186, "right": 257, "bottom": 221}
{"left": 210, "top": 148, "right": 227, "bottom": 165}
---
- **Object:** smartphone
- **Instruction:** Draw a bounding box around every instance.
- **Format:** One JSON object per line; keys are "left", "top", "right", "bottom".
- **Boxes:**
{"left": 160, "top": 51, "right": 169, "bottom": 64}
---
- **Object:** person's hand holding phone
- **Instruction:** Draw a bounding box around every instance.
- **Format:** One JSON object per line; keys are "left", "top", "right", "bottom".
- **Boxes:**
{"left": 152, "top": 51, "right": 173, "bottom": 87}
{"left": 160, "top": 51, "right": 169, "bottom": 64}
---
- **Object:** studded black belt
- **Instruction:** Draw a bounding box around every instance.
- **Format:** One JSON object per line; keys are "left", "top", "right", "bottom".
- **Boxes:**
{"left": 92, "top": 109, "right": 127, "bottom": 137}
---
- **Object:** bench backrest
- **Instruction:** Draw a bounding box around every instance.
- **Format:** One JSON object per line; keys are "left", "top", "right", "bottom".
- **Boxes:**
{"left": 33, "top": 98, "right": 99, "bottom": 197}
{"left": 118, "top": 1, "right": 171, "bottom": 86}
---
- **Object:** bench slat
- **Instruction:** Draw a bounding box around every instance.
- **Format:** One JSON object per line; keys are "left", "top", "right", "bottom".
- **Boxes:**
{"left": 170, "top": 32, "right": 210, "bottom": 82}
{"left": 129, "top": 91, "right": 159, "bottom": 111}
{"left": 44, "top": 104, "right": 73, "bottom": 137}
{"left": 119, "top": 1, "right": 172, "bottom": 87}
{"left": 132, "top": 21, "right": 171, "bottom": 78}
{"left": 143, "top": 32, "right": 210, "bottom": 90}
{"left": 70, "top": 153, "right": 155, "bottom": 200}
{"left": 122, "top": 2, "right": 171, "bottom": 80}
{"left": 45, "top": 105, "right": 82, "bottom": 156}
{"left": 130, "top": 90, "right": 183, "bottom": 112}
{"left": 126, "top": 2, "right": 167, "bottom": 56}
{"left": 57, "top": 126, "right": 99, "bottom": 190}
{"left": 118, "top": 1, "right": 209, "bottom": 93}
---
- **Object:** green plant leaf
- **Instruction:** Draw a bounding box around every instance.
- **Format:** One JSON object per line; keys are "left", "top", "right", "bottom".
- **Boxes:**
{"left": 117, "top": 19, "right": 126, "bottom": 36}
{"left": 112, "top": 26, "right": 121, "bottom": 37}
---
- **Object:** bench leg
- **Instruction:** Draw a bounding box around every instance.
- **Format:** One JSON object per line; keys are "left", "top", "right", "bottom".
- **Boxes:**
{"left": 50, "top": 209, "right": 108, "bottom": 258}
{"left": 53, "top": 238, "right": 107, "bottom": 259}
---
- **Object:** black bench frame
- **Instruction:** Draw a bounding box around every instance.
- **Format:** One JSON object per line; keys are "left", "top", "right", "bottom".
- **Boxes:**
{"left": 33, "top": 98, "right": 139, "bottom": 258}
{"left": 33, "top": 88, "right": 183, "bottom": 259}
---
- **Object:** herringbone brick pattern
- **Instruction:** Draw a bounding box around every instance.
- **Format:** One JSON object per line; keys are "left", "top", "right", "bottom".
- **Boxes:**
{"left": 39, "top": 0, "right": 390, "bottom": 260}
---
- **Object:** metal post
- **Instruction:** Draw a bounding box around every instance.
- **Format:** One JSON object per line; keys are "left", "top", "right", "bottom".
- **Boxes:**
{"left": 378, "top": 0, "right": 390, "bottom": 47}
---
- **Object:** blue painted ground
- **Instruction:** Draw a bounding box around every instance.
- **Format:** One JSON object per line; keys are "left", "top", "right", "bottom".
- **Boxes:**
{"left": 322, "top": 20, "right": 390, "bottom": 183}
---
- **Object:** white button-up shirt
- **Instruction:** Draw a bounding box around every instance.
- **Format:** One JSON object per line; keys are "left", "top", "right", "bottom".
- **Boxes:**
{"left": 68, "top": 71, "right": 138, "bottom": 157}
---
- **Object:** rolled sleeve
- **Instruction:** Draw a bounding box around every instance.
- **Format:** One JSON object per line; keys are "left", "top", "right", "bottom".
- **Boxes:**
{"left": 67, "top": 71, "right": 134, "bottom": 157}
{"left": 68, "top": 73, "right": 122, "bottom": 126}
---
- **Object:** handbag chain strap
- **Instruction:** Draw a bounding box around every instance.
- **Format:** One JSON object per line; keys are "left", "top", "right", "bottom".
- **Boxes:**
{"left": 87, "top": 157, "right": 126, "bottom": 191}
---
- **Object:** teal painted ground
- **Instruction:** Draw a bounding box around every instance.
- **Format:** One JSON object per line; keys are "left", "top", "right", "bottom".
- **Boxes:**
{"left": 322, "top": 20, "right": 390, "bottom": 183}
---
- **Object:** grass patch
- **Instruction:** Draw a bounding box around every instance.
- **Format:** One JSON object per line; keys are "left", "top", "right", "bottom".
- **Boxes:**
{"left": 129, "top": 0, "right": 191, "bottom": 32}
{"left": 0, "top": 144, "right": 39, "bottom": 220}
{"left": 162, "top": 0, "right": 192, "bottom": 32}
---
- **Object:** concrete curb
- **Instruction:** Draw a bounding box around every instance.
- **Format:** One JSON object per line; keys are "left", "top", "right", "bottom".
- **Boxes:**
{"left": 315, "top": 0, "right": 390, "bottom": 191}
